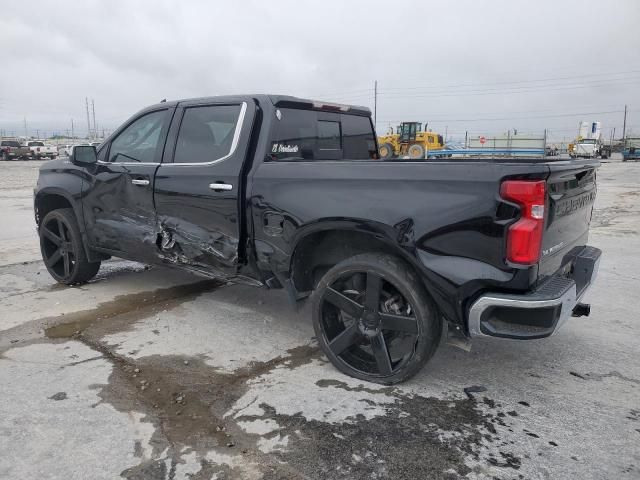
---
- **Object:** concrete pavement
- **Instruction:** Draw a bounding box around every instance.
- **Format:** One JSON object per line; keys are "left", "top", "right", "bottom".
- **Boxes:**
{"left": 0, "top": 159, "right": 638, "bottom": 479}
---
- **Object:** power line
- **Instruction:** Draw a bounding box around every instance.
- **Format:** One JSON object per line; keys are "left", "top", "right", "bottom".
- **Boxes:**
{"left": 380, "top": 69, "right": 640, "bottom": 92}
{"left": 305, "top": 69, "right": 640, "bottom": 102}
{"left": 377, "top": 109, "right": 624, "bottom": 124}
{"left": 377, "top": 78, "right": 640, "bottom": 99}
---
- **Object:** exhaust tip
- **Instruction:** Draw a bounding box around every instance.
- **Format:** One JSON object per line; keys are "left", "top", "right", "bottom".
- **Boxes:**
{"left": 572, "top": 303, "right": 591, "bottom": 317}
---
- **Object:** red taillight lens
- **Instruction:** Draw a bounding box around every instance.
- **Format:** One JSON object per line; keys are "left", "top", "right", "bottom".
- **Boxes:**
{"left": 500, "top": 180, "right": 546, "bottom": 265}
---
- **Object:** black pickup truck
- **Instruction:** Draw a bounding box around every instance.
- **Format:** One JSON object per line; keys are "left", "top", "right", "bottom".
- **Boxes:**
{"left": 34, "top": 95, "right": 601, "bottom": 384}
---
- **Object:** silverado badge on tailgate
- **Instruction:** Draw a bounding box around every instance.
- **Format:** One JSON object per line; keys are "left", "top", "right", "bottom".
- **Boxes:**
{"left": 555, "top": 191, "right": 596, "bottom": 218}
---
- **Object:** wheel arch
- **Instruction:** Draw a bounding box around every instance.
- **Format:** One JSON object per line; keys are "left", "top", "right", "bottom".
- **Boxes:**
{"left": 288, "top": 221, "right": 428, "bottom": 294}
{"left": 34, "top": 188, "right": 105, "bottom": 263}
{"left": 34, "top": 188, "right": 82, "bottom": 230}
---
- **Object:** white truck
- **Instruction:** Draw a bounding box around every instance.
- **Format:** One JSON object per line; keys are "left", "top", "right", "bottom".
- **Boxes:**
{"left": 25, "top": 141, "right": 57, "bottom": 160}
{"left": 571, "top": 121, "right": 611, "bottom": 159}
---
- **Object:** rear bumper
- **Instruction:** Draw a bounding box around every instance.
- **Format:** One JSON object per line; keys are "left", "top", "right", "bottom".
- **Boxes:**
{"left": 468, "top": 246, "right": 601, "bottom": 339}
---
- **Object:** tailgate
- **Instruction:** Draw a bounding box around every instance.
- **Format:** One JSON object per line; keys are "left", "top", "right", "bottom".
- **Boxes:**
{"left": 539, "top": 159, "right": 599, "bottom": 278}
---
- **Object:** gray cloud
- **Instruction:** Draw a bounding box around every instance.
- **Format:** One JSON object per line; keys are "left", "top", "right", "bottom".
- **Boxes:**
{"left": 1, "top": 0, "right": 639, "bottom": 141}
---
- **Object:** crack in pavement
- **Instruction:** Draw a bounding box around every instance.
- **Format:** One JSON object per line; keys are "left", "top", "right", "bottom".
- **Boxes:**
{"left": 570, "top": 370, "right": 640, "bottom": 385}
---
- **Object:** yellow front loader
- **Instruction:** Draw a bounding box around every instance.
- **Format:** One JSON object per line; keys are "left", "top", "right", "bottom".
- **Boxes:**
{"left": 378, "top": 122, "right": 445, "bottom": 159}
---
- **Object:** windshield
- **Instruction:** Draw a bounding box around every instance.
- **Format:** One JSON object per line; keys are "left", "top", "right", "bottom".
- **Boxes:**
{"left": 1, "top": 140, "right": 20, "bottom": 147}
{"left": 28, "top": 141, "right": 44, "bottom": 147}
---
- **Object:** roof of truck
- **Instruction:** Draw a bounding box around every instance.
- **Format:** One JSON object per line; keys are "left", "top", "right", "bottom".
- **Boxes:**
{"left": 143, "top": 94, "right": 371, "bottom": 116}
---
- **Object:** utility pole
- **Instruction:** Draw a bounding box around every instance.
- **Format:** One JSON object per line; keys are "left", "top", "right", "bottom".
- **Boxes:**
{"left": 85, "top": 98, "right": 91, "bottom": 140}
{"left": 23, "top": 117, "right": 28, "bottom": 138}
{"left": 464, "top": 130, "right": 468, "bottom": 148}
{"left": 91, "top": 99, "right": 97, "bottom": 139}
{"left": 622, "top": 104, "right": 628, "bottom": 141}
{"left": 71, "top": 118, "right": 75, "bottom": 139}
{"left": 444, "top": 126, "right": 448, "bottom": 142}
{"left": 373, "top": 80, "right": 378, "bottom": 128}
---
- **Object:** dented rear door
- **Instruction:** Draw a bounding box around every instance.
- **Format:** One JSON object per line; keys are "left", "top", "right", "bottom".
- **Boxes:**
{"left": 153, "top": 99, "right": 255, "bottom": 276}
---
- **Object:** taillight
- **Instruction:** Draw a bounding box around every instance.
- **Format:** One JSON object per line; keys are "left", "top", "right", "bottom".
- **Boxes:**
{"left": 500, "top": 180, "right": 546, "bottom": 265}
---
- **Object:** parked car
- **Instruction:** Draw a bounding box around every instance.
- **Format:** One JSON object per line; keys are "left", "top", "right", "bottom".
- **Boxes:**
{"left": 545, "top": 146, "right": 558, "bottom": 156}
{"left": 622, "top": 137, "right": 640, "bottom": 162}
{"left": 57, "top": 145, "right": 74, "bottom": 157}
{"left": 1, "top": 139, "right": 30, "bottom": 160}
{"left": 34, "top": 95, "right": 601, "bottom": 384}
{"left": 25, "top": 141, "right": 57, "bottom": 160}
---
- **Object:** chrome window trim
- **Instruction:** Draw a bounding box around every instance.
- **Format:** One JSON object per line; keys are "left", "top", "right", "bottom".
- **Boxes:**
{"left": 98, "top": 108, "right": 170, "bottom": 166}
{"left": 162, "top": 102, "right": 247, "bottom": 167}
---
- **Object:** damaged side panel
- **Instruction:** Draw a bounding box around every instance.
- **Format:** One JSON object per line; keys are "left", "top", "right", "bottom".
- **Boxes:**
{"left": 82, "top": 163, "right": 163, "bottom": 265}
{"left": 155, "top": 215, "right": 238, "bottom": 269}
{"left": 151, "top": 99, "right": 258, "bottom": 282}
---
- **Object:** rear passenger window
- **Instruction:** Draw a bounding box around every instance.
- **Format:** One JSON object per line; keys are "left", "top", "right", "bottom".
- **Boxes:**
{"left": 341, "top": 114, "right": 377, "bottom": 160}
{"left": 269, "top": 109, "right": 377, "bottom": 161}
{"left": 173, "top": 104, "right": 241, "bottom": 164}
{"left": 317, "top": 121, "right": 341, "bottom": 151}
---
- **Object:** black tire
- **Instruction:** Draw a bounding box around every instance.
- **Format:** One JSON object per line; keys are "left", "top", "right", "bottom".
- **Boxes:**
{"left": 311, "top": 253, "right": 441, "bottom": 384}
{"left": 39, "top": 208, "right": 101, "bottom": 285}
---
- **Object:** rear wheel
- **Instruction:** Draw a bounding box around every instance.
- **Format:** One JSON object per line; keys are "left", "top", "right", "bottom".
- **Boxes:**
{"left": 407, "top": 144, "right": 425, "bottom": 159}
{"left": 39, "top": 208, "right": 101, "bottom": 285}
{"left": 311, "top": 253, "right": 441, "bottom": 384}
{"left": 379, "top": 143, "right": 395, "bottom": 160}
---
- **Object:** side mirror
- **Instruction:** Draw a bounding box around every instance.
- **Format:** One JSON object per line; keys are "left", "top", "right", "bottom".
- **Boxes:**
{"left": 70, "top": 145, "right": 97, "bottom": 165}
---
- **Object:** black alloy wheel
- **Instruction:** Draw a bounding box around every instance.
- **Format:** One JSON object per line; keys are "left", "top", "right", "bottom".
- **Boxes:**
{"left": 39, "top": 208, "right": 101, "bottom": 285}
{"left": 312, "top": 253, "right": 441, "bottom": 384}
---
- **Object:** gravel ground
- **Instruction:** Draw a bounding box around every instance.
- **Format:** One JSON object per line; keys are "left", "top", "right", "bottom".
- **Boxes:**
{"left": 0, "top": 158, "right": 638, "bottom": 479}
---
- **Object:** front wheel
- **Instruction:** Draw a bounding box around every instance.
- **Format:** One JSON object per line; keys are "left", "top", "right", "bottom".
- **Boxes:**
{"left": 39, "top": 208, "right": 101, "bottom": 285}
{"left": 311, "top": 253, "right": 442, "bottom": 384}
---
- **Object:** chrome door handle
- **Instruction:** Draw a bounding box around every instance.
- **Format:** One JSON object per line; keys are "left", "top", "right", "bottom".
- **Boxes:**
{"left": 209, "top": 183, "right": 233, "bottom": 191}
{"left": 131, "top": 179, "right": 150, "bottom": 186}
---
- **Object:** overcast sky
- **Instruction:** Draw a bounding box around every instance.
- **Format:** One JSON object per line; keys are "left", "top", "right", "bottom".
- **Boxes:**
{"left": 1, "top": 0, "right": 639, "bottom": 141}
